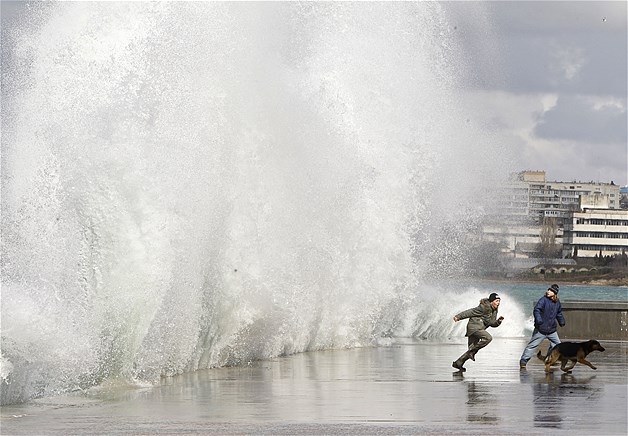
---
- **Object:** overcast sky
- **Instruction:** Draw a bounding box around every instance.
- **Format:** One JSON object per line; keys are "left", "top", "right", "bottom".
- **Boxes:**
{"left": 2, "top": 1, "right": 627, "bottom": 186}
{"left": 447, "top": 1, "right": 627, "bottom": 186}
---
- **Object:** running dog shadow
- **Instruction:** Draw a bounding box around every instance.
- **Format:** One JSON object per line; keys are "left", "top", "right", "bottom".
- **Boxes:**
{"left": 520, "top": 371, "right": 598, "bottom": 428}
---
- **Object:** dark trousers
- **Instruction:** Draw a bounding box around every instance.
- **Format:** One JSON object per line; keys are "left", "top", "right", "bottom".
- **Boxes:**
{"left": 454, "top": 330, "right": 493, "bottom": 366}
{"left": 467, "top": 329, "right": 493, "bottom": 353}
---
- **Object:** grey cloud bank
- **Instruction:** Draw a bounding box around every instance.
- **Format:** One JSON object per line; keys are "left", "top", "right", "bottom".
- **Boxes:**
{"left": 449, "top": 1, "right": 626, "bottom": 185}
{"left": 536, "top": 95, "right": 627, "bottom": 144}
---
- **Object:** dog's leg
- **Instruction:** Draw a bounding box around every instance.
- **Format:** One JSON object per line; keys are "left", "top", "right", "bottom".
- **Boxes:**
{"left": 561, "top": 359, "right": 576, "bottom": 372}
{"left": 544, "top": 350, "right": 562, "bottom": 373}
{"left": 578, "top": 358, "right": 597, "bottom": 370}
{"left": 545, "top": 356, "right": 558, "bottom": 372}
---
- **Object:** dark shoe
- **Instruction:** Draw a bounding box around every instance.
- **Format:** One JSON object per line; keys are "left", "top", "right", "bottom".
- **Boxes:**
{"left": 452, "top": 361, "right": 466, "bottom": 372}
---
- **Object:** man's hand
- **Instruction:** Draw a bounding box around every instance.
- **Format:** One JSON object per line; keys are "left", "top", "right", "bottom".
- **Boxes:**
{"left": 498, "top": 316, "right": 504, "bottom": 322}
{"left": 453, "top": 316, "right": 459, "bottom": 322}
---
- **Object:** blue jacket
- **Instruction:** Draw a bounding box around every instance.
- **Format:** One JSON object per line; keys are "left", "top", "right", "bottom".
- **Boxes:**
{"left": 533, "top": 295, "right": 565, "bottom": 334}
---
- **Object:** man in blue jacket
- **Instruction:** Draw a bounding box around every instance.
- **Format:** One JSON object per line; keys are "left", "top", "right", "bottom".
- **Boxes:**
{"left": 519, "top": 283, "right": 565, "bottom": 369}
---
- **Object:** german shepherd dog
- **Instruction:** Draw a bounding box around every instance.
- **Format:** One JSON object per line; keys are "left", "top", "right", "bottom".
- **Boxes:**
{"left": 537, "top": 340, "right": 605, "bottom": 373}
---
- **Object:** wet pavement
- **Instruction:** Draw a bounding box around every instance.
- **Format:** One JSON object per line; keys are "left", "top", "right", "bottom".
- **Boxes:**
{"left": 1, "top": 338, "right": 626, "bottom": 435}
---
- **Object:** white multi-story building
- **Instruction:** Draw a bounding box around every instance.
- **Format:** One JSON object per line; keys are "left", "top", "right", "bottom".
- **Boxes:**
{"left": 485, "top": 171, "right": 625, "bottom": 259}
{"left": 562, "top": 208, "right": 628, "bottom": 258}
{"left": 497, "top": 171, "right": 621, "bottom": 225}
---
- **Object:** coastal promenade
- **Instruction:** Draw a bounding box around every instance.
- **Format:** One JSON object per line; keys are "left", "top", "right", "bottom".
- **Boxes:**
{"left": 2, "top": 338, "right": 626, "bottom": 435}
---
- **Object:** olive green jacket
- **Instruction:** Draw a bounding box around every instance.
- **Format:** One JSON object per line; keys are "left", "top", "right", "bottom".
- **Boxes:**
{"left": 456, "top": 298, "right": 502, "bottom": 336}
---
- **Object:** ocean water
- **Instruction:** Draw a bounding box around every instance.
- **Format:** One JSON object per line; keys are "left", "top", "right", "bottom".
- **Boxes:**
{"left": 0, "top": 1, "right": 580, "bottom": 407}
{"left": 438, "top": 281, "right": 628, "bottom": 338}
{"left": 477, "top": 281, "right": 628, "bottom": 309}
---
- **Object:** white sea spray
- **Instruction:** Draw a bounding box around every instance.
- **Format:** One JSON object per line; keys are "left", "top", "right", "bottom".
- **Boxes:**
{"left": 1, "top": 2, "right": 516, "bottom": 404}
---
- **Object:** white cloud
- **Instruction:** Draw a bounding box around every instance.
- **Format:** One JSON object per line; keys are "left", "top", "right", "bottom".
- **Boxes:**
{"left": 550, "top": 44, "right": 586, "bottom": 81}
{"left": 460, "top": 89, "right": 627, "bottom": 185}
{"left": 450, "top": 2, "right": 627, "bottom": 186}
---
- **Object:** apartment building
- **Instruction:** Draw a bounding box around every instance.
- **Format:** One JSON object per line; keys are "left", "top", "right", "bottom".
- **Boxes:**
{"left": 499, "top": 171, "right": 621, "bottom": 225}
{"left": 562, "top": 208, "right": 628, "bottom": 258}
{"left": 485, "top": 171, "right": 625, "bottom": 259}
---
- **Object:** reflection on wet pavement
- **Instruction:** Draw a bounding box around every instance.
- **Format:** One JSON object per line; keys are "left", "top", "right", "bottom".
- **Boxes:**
{"left": 2, "top": 338, "right": 626, "bottom": 435}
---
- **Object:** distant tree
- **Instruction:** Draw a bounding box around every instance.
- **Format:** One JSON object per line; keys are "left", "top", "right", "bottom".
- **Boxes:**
{"left": 609, "top": 253, "right": 628, "bottom": 268}
{"left": 537, "top": 217, "right": 560, "bottom": 258}
{"left": 594, "top": 250, "right": 613, "bottom": 266}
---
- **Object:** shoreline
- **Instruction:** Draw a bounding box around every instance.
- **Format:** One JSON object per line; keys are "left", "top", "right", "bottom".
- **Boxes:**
{"left": 430, "top": 275, "right": 628, "bottom": 288}
{"left": 474, "top": 277, "right": 628, "bottom": 287}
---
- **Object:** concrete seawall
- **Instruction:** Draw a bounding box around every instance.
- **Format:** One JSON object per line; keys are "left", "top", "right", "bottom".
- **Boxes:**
{"left": 560, "top": 300, "right": 628, "bottom": 340}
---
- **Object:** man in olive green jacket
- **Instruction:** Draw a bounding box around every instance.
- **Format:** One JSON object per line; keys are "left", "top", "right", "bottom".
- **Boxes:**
{"left": 452, "top": 292, "right": 504, "bottom": 372}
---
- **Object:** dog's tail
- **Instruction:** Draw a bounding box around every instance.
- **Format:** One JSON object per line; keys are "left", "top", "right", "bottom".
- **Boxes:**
{"left": 538, "top": 345, "right": 560, "bottom": 364}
